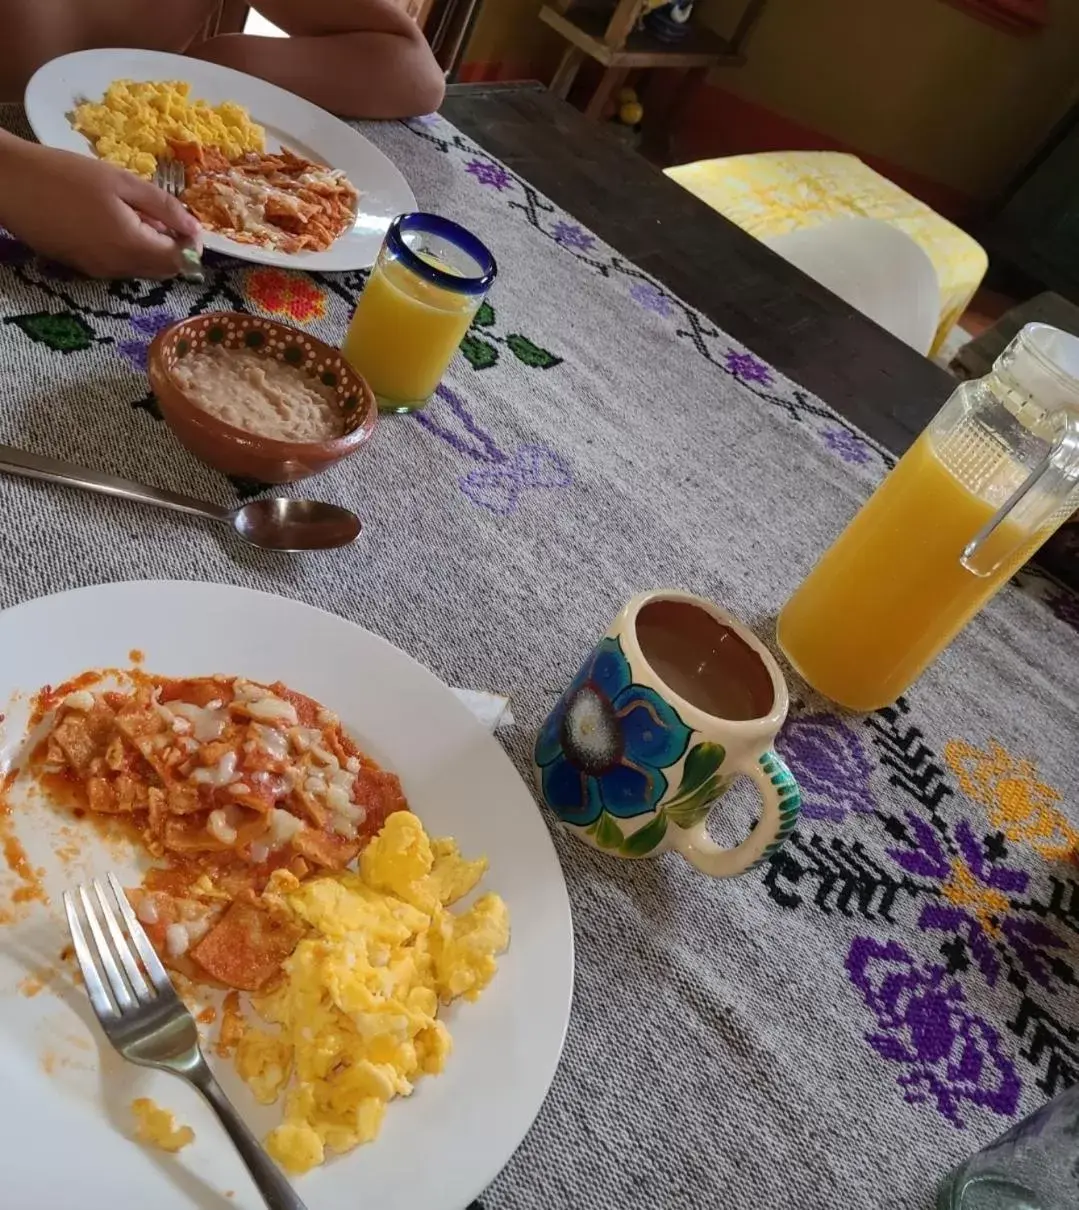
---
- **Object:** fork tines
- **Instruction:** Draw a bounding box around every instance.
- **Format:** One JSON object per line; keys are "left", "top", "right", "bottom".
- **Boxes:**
{"left": 63, "top": 873, "right": 177, "bottom": 1023}
{"left": 152, "top": 158, "right": 185, "bottom": 197}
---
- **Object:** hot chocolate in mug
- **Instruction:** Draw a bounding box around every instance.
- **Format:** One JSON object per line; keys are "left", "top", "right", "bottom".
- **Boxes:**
{"left": 534, "top": 591, "right": 801, "bottom": 877}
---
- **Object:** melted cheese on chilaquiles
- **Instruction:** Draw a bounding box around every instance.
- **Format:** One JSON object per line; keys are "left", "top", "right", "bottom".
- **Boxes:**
{"left": 36, "top": 673, "right": 407, "bottom": 989}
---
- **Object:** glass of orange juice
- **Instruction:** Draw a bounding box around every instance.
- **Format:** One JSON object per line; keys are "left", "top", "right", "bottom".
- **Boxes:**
{"left": 341, "top": 213, "right": 497, "bottom": 413}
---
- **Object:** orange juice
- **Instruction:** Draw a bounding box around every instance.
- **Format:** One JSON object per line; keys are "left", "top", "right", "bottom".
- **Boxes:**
{"left": 342, "top": 254, "right": 478, "bottom": 410}
{"left": 776, "top": 432, "right": 1050, "bottom": 711}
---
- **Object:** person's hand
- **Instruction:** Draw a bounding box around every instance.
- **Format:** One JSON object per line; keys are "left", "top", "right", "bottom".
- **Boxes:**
{"left": 0, "top": 138, "right": 202, "bottom": 279}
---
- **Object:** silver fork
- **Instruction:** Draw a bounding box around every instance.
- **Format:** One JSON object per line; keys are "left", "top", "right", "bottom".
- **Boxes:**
{"left": 152, "top": 158, "right": 205, "bottom": 283}
{"left": 64, "top": 873, "right": 308, "bottom": 1210}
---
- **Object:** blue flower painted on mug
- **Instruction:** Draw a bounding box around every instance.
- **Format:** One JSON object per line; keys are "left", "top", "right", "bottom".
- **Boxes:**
{"left": 535, "top": 636, "right": 691, "bottom": 826}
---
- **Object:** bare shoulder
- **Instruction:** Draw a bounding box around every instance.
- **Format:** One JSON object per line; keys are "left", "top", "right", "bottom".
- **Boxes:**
{"left": 1, "top": 0, "right": 223, "bottom": 100}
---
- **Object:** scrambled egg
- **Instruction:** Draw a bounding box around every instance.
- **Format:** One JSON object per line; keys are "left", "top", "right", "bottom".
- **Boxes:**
{"left": 130, "top": 1097, "right": 195, "bottom": 1153}
{"left": 72, "top": 79, "right": 265, "bottom": 178}
{"left": 234, "top": 811, "right": 510, "bottom": 1174}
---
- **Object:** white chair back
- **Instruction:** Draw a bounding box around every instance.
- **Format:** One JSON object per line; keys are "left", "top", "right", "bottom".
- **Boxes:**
{"left": 763, "top": 218, "right": 940, "bottom": 356}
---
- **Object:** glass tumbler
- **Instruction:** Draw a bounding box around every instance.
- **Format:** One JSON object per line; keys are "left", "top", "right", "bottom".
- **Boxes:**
{"left": 938, "top": 1085, "right": 1079, "bottom": 1209}
{"left": 341, "top": 213, "right": 497, "bottom": 413}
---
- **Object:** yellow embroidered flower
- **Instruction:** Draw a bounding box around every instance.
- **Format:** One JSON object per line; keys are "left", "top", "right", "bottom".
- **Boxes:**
{"left": 944, "top": 738, "right": 1075, "bottom": 861}
{"left": 941, "top": 859, "right": 1009, "bottom": 936}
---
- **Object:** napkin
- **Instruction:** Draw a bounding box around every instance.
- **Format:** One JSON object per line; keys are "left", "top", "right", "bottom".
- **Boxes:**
{"left": 451, "top": 688, "right": 514, "bottom": 732}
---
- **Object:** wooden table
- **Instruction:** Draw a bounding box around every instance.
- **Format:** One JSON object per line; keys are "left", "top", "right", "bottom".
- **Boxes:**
{"left": 441, "top": 82, "right": 954, "bottom": 457}
{"left": 441, "top": 82, "right": 1077, "bottom": 590}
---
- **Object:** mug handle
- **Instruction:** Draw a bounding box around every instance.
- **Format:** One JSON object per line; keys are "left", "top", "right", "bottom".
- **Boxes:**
{"left": 668, "top": 751, "right": 801, "bottom": 878}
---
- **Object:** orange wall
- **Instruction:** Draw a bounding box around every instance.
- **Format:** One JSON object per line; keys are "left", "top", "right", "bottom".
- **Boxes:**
{"left": 463, "top": 0, "right": 1079, "bottom": 201}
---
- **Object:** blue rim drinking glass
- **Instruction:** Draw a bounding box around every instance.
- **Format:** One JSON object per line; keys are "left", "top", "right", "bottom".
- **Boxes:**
{"left": 343, "top": 213, "right": 498, "bottom": 414}
{"left": 387, "top": 213, "right": 497, "bottom": 296}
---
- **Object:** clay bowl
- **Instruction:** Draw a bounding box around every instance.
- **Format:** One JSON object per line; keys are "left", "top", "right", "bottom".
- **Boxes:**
{"left": 148, "top": 312, "right": 377, "bottom": 484}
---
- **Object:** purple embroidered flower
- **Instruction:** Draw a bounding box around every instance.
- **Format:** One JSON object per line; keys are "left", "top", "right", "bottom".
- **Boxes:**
{"left": 630, "top": 282, "right": 673, "bottom": 318}
{"left": 822, "top": 426, "right": 872, "bottom": 465}
{"left": 464, "top": 158, "right": 513, "bottom": 192}
{"left": 846, "top": 937, "right": 1021, "bottom": 1126}
{"left": 413, "top": 383, "right": 506, "bottom": 465}
{"left": 551, "top": 221, "right": 596, "bottom": 253}
{"left": 954, "top": 820, "right": 1028, "bottom": 897}
{"left": 1046, "top": 588, "right": 1079, "bottom": 632}
{"left": 883, "top": 809, "right": 1070, "bottom": 990}
{"left": 888, "top": 809, "right": 952, "bottom": 881}
{"left": 117, "top": 308, "right": 176, "bottom": 373}
{"left": 459, "top": 443, "right": 572, "bottom": 515}
{"left": 999, "top": 917, "right": 1070, "bottom": 988}
{"left": 118, "top": 340, "right": 151, "bottom": 373}
{"left": 412, "top": 386, "right": 572, "bottom": 514}
{"left": 919, "top": 904, "right": 1003, "bottom": 986}
{"left": 130, "top": 309, "right": 176, "bottom": 339}
{"left": 776, "top": 713, "right": 875, "bottom": 822}
{"left": 723, "top": 348, "right": 773, "bottom": 386}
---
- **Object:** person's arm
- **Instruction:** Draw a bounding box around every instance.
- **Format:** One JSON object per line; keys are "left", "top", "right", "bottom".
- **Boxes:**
{"left": 0, "top": 130, "right": 201, "bottom": 279}
{"left": 188, "top": 0, "right": 445, "bottom": 119}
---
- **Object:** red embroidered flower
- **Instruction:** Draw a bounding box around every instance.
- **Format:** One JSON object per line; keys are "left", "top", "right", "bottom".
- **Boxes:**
{"left": 245, "top": 268, "right": 326, "bottom": 324}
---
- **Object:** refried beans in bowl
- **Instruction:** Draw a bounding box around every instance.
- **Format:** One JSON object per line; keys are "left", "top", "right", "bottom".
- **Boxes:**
{"left": 148, "top": 313, "right": 377, "bottom": 484}
{"left": 173, "top": 346, "right": 344, "bottom": 443}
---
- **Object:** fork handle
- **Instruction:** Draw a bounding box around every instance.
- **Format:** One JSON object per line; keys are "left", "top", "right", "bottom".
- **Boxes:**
{"left": 191, "top": 1065, "right": 310, "bottom": 1210}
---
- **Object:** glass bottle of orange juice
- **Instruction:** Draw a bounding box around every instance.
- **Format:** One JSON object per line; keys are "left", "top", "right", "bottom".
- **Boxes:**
{"left": 777, "top": 323, "right": 1079, "bottom": 712}
{"left": 342, "top": 213, "right": 496, "bottom": 413}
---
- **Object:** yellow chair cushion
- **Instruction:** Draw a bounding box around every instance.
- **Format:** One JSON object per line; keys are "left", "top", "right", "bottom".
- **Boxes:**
{"left": 665, "top": 151, "right": 987, "bottom": 357}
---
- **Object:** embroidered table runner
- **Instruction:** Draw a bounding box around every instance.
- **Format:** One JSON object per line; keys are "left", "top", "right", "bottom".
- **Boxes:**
{"left": 0, "top": 104, "right": 1077, "bottom": 1210}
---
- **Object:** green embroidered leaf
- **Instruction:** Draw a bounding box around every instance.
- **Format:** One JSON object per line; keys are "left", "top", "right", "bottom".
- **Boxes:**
{"left": 670, "top": 742, "right": 726, "bottom": 805}
{"left": 472, "top": 300, "right": 496, "bottom": 328}
{"left": 461, "top": 334, "right": 498, "bottom": 371}
{"left": 621, "top": 812, "right": 667, "bottom": 857}
{"left": 506, "top": 333, "right": 562, "bottom": 369}
{"left": 595, "top": 811, "right": 624, "bottom": 850}
{"left": 10, "top": 310, "right": 94, "bottom": 353}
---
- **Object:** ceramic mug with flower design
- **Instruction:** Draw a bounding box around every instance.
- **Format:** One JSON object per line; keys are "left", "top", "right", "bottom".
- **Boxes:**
{"left": 534, "top": 591, "right": 801, "bottom": 877}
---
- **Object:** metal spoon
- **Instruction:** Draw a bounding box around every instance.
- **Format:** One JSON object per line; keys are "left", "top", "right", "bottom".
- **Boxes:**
{"left": 0, "top": 443, "right": 361, "bottom": 552}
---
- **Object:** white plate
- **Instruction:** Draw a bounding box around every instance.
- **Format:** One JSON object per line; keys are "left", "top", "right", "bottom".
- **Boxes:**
{"left": 25, "top": 49, "right": 418, "bottom": 272}
{"left": 0, "top": 582, "right": 572, "bottom": 1210}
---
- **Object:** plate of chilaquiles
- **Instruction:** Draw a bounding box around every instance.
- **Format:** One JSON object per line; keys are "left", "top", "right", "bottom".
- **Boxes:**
{"left": 0, "top": 582, "right": 572, "bottom": 1210}
{"left": 25, "top": 48, "right": 418, "bottom": 270}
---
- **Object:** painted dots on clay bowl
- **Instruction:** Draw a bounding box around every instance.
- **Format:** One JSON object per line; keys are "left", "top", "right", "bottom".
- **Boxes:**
{"left": 148, "top": 312, "right": 377, "bottom": 483}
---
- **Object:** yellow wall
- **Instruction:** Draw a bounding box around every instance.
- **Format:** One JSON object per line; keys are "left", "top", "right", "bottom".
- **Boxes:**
{"left": 465, "top": 0, "right": 1079, "bottom": 200}
{"left": 465, "top": 0, "right": 564, "bottom": 72}
{"left": 692, "top": 0, "right": 1079, "bottom": 199}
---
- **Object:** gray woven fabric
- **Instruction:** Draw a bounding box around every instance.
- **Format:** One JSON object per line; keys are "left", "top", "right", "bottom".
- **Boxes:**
{"left": 1, "top": 104, "right": 1078, "bottom": 1210}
